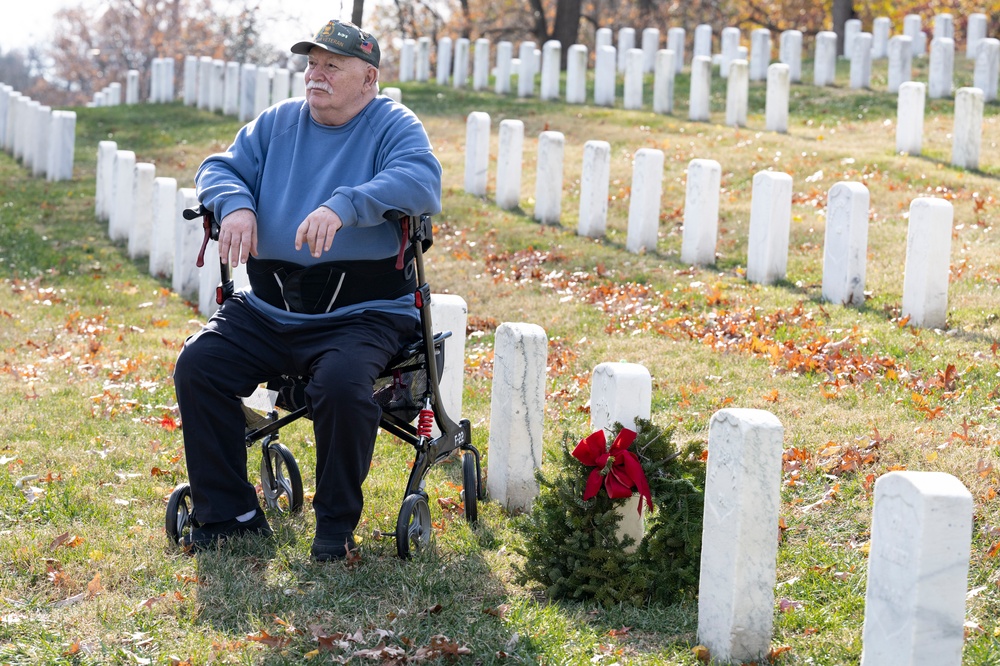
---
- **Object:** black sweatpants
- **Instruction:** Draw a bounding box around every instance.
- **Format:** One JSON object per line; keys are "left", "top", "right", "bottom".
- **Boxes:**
{"left": 173, "top": 293, "right": 420, "bottom": 539}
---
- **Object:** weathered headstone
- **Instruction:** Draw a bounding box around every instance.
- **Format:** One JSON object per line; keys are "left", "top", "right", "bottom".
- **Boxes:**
{"left": 896, "top": 82, "right": 926, "bottom": 154}
{"left": 453, "top": 38, "right": 470, "bottom": 89}
{"left": 653, "top": 48, "right": 676, "bottom": 114}
{"left": 578, "top": 140, "right": 610, "bottom": 239}
{"left": 238, "top": 63, "right": 256, "bottom": 122}
{"left": 746, "top": 171, "right": 792, "bottom": 285}
{"left": 617, "top": 27, "right": 636, "bottom": 72}
{"left": 540, "top": 40, "right": 561, "bottom": 100}
{"left": 681, "top": 158, "right": 721, "bottom": 266}
{"left": 850, "top": 33, "right": 873, "bottom": 89}
{"left": 566, "top": 44, "right": 588, "bottom": 104}
{"left": 109, "top": 150, "right": 136, "bottom": 242}
{"left": 903, "top": 14, "right": 926, "bottom": 57}
{"left": 951, "top": 87, "right": 983, "bottom": 169}
{"left": 765, "top": 63, "right": 790, "bottom": 133}
{"left": 750, "top": 29, "right": 771, "bottom": 81}
{"left": 416, "top": 36, "right": 431, "bottom": 81}
{"left": 127, "top": 162, "right": 156, "bottom": 259}
{"left": 697, "top": 408, "right": 784, "bottom": 665}
{"left": 46, "top": 111, "right": 75, "bottom": 182}
{"left": 183, "top": 55, "right": 197, "bottom": 106}
{"left": 95, "top": 141, "right": 117, "bottom": 222}
{"left": 860, "top": 472, "right": 972, "bottom": 666}
{"left": 967, "top": 13, "right": 988, "bottom": 59}
{"left": 223, "top": 61, "right": 240, "bottom": 115}
{"left": 589, "top": 362, "right": 653, "bottom": 548}
{"left": 594, "top": 45, "right": 617, "bottom": 107}
{"left": 253, "top": 66, "right": 271, "bottom": 117}
{"left": 210, "top": 59, "right": 225, "bottom": 112}
{"left": 694, "top": 24, "right": 713, "bottom": 60}
{"left": 843, "top": 18, "right": 861, "bottom": 58}
{"left": 486, "top": 322, "right": 547, "bottom": 512}
{"left": 149, "top": 177, "right": 177, "bottom": 278}
{"left": 496, "top": 119, "right": 524, "bottom": 211}
{"left": 623, "top": 48, "right": 644, "bottom": 109}
{"left": 872, "top": 17, "right": 891, "bottom": 59}
{"left": 888, "top": 35, "right": 914, "bottom": 93}
{"left": 517, "top": 41, "right": 536, "bottom": 97}
{"left": 779, "top": 30, "right": 802, "bottom": 82}
{"left": 125, "top": 69, "right": 140, "bottom": 104}
{"left": 430, "top": 294, "right": 468, "bottom": 431}
{"left": 814, "top": 31, "right": 838, "bottom": 86}
{"left": 689, "top": 55, "right": 712, "bottom": 121}
{"left": 667, "top": 27, "right": 685, "bottom": 73}
{"left": 974, "top": 38, "right": 999, "bottom": 101}
{"left": 625, "top": 148, "right": 664, "bottom": 254}
{"left": 495, "top": 41, "right": 514, "bottom": 95}
{"left": 933, "top": 13, "right": 954, "bottom": 41}
{"left": 822, "top": 182, "right": 870, "bottom": 306}
{"left": 720, "top": 27, "right": 741, "bottom": 78}
{"left": 902, "top": 197, "right": 953, "bottom": 329}
{"left": 172, "top": 188, "right": 201, "bottom": 300}
{"left": 400, "top": 38, "right": 416, "bottom": 83}
{"left": 464, "top": 111, "right": 490, "bottom": 196}
{"left": 928, "top": 37, "right": 954, "bottom": 99}
{"left": 725, "top": 59, "right": 749, "bottom": 127}
{"left": 641, "top": 27, "right": 660, "bottom": 72}
{"left": 533, "top": 131, "right": 564, "bottom": 225}
{"left": 436, "top": 37, "right": 452, "bottom": 86}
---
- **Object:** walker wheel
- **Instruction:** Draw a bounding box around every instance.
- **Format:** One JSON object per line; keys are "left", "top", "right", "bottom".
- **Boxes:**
{"left": 260, "top": 442, "right": 304, "bottom": 513}
{"left": 165, "top": 483, "right": 193, "bottom": 546}
{"left": 461, "top": 452, "right": 479, "bottom": 524}
{"left": 395, "top": 493, "right": 432, "bottom": 559}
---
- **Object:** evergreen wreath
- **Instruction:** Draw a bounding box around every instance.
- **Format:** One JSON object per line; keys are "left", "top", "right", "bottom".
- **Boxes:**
{"left": 514, "top": 418, "right": 706, "bottom": 606}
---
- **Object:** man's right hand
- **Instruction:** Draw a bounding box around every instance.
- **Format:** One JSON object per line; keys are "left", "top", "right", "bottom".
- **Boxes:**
{"left": 219, "top": 208, "right": 258, "bottom": 267}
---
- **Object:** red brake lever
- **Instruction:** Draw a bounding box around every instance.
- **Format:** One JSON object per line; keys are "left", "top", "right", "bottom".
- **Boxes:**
{"left": 195, "top": 215, "right": 212, "bottom": 268}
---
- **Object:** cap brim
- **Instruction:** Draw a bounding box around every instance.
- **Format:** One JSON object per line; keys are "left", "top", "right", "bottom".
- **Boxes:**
{"left": 291, "top": 40, "right": 349, "bottom": 56}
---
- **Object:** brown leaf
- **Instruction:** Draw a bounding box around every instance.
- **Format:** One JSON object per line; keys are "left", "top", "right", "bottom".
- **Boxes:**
{"left": 483, "top": 603, "right": 510, "bottom": 618}
{"left": 692, "top": 645, "right": 711, "bottom": 662}
{"left": 86, "top": 573, "right": 103, "bottom": 598}
{"left": 246, "top": 629, "right": 291, "bottom": 648}
{"left": 49, "top": 532, "right": 72, "bottom": 550}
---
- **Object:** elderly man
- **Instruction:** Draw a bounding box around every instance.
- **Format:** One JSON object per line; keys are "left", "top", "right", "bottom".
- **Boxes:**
{"left": 173, "top": 20, "right": 442, "bottom": 561}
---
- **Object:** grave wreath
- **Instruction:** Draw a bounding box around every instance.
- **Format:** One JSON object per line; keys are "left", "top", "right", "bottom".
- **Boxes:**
{"left": 514, "top": 418, "right": 706, "bottom": 606}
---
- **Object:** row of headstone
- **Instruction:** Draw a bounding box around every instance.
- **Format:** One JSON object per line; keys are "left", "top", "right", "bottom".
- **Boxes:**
{"left": 485, "top": 347, "right": 973, "bottom": 664}
{"left": 91, "top": 58, "right": 178, "bottom": 107}
{"left": 182, "top": 55, "right": 307, "bottom": 122}
{"left": 0, "top": 83, "right": 76, "bottom": 181}
{"left": 429, "top": 14, "right": 995, "bottom": 106}
{"left": 466, "top": 111, "right": 958, "bottom": 328}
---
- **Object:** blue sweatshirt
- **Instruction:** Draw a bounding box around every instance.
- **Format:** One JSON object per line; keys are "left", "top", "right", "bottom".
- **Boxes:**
{"left": 195, "top": 95, "right": 442, "bottom": 321}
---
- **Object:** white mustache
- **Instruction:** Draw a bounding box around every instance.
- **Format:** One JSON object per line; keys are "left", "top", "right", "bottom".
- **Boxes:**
{"left": 306, "top": 81, "right": 333, "bottom": 94}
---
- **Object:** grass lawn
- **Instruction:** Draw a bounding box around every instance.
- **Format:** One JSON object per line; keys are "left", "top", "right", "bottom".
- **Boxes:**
{"left": 1, "top": 53, "right": 999, "bottom": 664}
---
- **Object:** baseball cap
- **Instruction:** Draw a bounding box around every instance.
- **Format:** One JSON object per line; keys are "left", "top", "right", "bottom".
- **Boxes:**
{"left": 291, "top": 20, "right": 381, "bottom": 68}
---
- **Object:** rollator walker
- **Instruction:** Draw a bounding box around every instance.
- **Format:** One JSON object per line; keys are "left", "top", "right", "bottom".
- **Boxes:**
{"left": 164, "top": 207, "right": 483, "bottom": 558}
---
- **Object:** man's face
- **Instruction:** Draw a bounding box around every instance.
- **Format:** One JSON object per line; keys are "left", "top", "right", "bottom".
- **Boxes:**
{"left": 303, "top": 47, "right": 376, "bottom": 124}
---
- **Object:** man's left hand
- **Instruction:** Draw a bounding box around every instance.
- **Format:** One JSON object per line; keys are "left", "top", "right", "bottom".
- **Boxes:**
{"left": 295, "top": 206, "right": 343, "bottom": 258}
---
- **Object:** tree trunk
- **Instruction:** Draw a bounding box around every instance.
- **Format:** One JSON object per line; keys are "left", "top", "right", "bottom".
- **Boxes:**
{"left": 552, "top": 0, "right": 582, "bottom": 67}
{"left": 352, "top": 0, "right": 365, "bottom": 27}
{"left": 527, "top": 0, "right": 549, "bottom": 44}
{"left": 832, "top": 0, "right": 854, "bottom": 55}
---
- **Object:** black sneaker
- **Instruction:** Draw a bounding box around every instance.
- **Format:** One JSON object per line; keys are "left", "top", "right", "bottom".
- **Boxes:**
{"left": 310, "top": 535, "right": 357, "bottom": 561}
{"left": 181, "top": 508, "right": 273, "bottom": 553}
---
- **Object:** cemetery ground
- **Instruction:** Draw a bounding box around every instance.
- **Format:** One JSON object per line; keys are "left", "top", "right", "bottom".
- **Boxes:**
{"left": 2, "top": 55, "right": 1000, "bottom": 664}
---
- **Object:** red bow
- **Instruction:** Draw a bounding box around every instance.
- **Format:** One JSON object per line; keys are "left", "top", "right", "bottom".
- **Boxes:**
{"left": 572, "top": 428, "right": 653, "bottom": 515}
